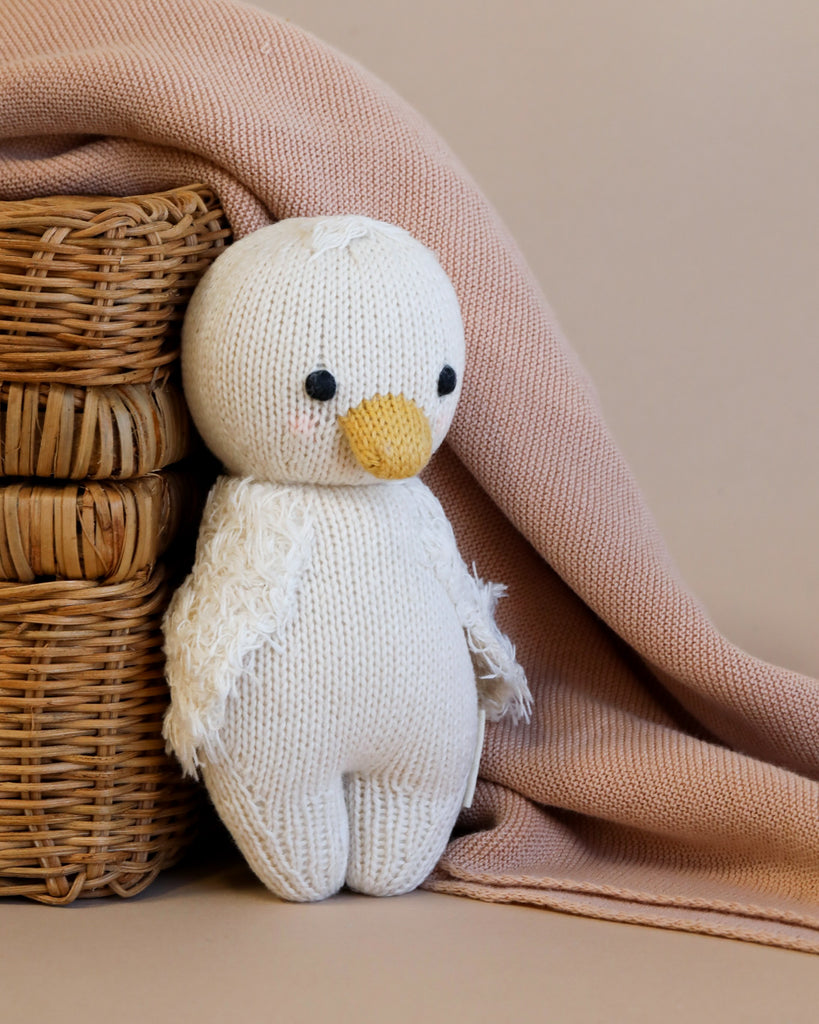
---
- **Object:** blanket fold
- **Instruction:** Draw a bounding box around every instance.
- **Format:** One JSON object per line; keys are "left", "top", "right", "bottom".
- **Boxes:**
{"left": 2, "top": 0, "right": 817, "bottom": 953}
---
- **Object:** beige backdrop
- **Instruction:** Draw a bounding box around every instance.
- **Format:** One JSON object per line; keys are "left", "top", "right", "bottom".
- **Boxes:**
{"left": 261, "top": 0, "right": 818, "bottom": 680}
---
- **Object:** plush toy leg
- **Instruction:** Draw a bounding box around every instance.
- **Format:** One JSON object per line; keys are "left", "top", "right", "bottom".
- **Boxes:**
{"left": 203, "top": 761, "right": 348, "bottom": 901}
{"left": 344, "top": 772, "right": 464, "bottom": 897}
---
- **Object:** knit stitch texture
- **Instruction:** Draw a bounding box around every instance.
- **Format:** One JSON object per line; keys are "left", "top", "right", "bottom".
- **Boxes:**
{"left": 2, "top": 0, "right": 819, "bottom": 949}
{"left": 162, "top": 218, "right": 529, "bottom": 899}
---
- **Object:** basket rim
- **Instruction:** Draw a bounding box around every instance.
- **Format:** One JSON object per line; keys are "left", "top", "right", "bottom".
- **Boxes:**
{"left": 0, "top": 183, "right": 223, "bottom": 226}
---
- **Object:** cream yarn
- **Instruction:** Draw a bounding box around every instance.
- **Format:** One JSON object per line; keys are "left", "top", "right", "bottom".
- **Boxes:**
{"left": 163, "top": 216, "right": 530, "bottom": 900}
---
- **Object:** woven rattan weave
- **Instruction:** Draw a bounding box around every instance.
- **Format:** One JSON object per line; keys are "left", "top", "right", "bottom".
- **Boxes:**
{"left": 0, "top": 185, "right": 229, "bottom": 386}
{"left": 0, "top": 185, "right": 219, "bottom": 902}
{"left": 0, "top": 470, "right": 196, "bottom": 582}
{"left": 0, "top": 376, "right": 191, "bottom": 478}
{"left": 0, "top": 566, "right": 199, "bottom": 903}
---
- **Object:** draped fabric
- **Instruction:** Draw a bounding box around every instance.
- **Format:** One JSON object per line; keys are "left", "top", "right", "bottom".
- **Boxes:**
{"left": 2, "top": 0, "right": 817, "bottom": 952}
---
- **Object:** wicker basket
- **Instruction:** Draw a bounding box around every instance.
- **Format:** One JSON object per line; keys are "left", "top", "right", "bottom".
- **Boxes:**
{"left": 0, "top": 470, "right": 199, "bottom": 582}
{"left": 0, "top": 185, "right": 223, "bottom": 903}
{"left": 0, "top": 184, "right": 229, "bottom": 480}
{"left": 0, "top": 566, "right": 199, "bottom": 904}
{"left": 0, "top": 185, "right": 230, "bottom": 387}
{"left": 0, "top": 376, "right": 192, "bottom": 479}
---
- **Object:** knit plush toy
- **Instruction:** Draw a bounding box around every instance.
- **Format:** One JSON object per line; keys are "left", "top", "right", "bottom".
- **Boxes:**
{"left": 162, "top": 215, "right": 531, "bottom": 901}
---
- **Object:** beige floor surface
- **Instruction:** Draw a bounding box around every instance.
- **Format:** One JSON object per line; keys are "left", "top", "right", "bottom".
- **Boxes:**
{"left": 5, "top": 831, "right": 819, "bottom": 1024}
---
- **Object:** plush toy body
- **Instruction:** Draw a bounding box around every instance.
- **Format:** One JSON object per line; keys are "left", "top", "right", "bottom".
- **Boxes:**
{"left": 163, "top": 216, "right": 530, "bottom": 900}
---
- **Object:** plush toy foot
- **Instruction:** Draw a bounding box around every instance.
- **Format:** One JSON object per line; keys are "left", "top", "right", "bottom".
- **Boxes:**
{"left": 203, "top": 761, "right": 348, "bottom": 901}
{"left": 343, "top": 772, "right": 464, "bottom": 896}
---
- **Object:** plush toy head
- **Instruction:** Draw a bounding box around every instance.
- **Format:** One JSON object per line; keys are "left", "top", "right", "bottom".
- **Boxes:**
{"left": 181, "top": 216, "right": 465, "bottom": 485}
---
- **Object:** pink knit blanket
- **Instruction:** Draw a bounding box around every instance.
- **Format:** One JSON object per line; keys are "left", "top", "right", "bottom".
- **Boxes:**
{"left": 2, "top": 0, "right": 817, "bottom": 953}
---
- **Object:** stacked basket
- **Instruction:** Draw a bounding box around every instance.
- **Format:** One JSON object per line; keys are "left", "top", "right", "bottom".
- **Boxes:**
{"left": 0, "top": 185, "right": 230, "bottom": 903}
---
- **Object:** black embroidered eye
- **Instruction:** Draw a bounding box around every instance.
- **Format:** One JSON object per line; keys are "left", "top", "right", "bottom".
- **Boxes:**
{"left": 304, "top": 369, "right": 337, "bottom": 401}
{"left": 437, "top": 365, "right": 457, "bottom": 396}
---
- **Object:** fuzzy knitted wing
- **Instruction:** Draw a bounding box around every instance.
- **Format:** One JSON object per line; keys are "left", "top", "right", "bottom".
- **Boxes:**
{"left": 413, "top": 480, "right": 531, "bottom": 723}
{"left": 162, "top": 476, "right": 314, "bottom": 776}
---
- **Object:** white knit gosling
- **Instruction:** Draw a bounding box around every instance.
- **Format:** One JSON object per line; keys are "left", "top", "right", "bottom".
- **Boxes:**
{"left": 162, "top": 216, "right": 530, "bottom": 901}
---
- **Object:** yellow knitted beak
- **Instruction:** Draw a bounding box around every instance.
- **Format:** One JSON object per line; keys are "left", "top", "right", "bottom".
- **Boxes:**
{"left": 338, "top": 393, "right": 432, "bottom": 480}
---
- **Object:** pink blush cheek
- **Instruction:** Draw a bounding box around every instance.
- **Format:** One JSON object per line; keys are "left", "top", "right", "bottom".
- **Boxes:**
{"left": 433, "top": 407, "right": 453, "bottom": 439}
{"left": 288, "top": 410, "right": 320, "bottom": 439}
